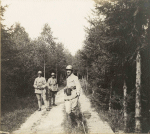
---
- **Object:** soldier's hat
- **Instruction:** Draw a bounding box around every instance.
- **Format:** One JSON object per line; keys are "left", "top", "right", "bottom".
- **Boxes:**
{"left": 38, "top": 71, "right": 42, "bottom": 74}
{"left": 66, "top": 65, "right": 73, "bottom": 70}
{"left": 51, "top": 72, "right": 55, "bottom": 76}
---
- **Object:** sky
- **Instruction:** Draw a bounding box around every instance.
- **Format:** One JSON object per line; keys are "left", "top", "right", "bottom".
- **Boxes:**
{"left": 2, "top": 0, "right": 95, "bottom": 55}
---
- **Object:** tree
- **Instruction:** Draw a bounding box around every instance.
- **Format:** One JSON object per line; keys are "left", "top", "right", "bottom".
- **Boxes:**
{"left": 74, "top": 0, "right": 150, "bottom": 132}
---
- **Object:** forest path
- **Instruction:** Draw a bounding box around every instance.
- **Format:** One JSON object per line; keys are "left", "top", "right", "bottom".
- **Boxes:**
{"left": 13, "top": 90, "right": 65, "bottom": 134}
{"left": 13, "top": 82, "right": 114, "bottom": 134}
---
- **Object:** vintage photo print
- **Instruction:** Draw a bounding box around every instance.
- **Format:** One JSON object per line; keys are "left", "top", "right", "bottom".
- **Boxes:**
{"left": 1, "top": 0, "right": 150, "bottom": 133}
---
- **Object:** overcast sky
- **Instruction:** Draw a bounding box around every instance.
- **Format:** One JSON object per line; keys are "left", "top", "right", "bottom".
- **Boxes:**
{"left": 2, "top": 0, "right": 95, "bottom": 55}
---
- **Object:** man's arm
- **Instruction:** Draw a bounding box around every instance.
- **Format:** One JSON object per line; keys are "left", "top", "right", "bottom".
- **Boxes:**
{"left": 63, "top": 86, "right": 68, "bottom": 94}
{"left": 74, "top": 76, "right": 81, "bottom": 96}
{"left": 42, "top": 78, "right": 47, "bottom": 88}
{"left": 47, "top": 78, "right": 51, "bottom": 89}
{"left": 56, "top": 79, "right": 59, "bottom": 89}
{"left": 33, "top": 78, "right": 37, "bottom": 88}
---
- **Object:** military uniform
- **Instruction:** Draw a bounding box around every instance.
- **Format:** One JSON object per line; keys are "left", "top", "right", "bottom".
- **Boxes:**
{"left": 47, "top": 78, "right": 58, "bottom": 91}
{"left": 64, "top": 73, "right": 81, "bottom": 114}
{"left": 47, "top": 77, "right": 58, "bottom": 106}
{"left": 33, "top": 77, "right": 46, "bottom": 93}
{"left": 33, "top": 77, "right": 47, "bottom": 106}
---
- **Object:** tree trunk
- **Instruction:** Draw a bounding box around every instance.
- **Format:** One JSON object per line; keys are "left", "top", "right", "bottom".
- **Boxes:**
{"left": 44, "top": 59, "right": 45, "bottom": 78}
{"left": 87, "top": 67, "right": 88, "bottom": 81}
{"left": 56, "top": 63, "right": 57, "bottom": 80}
{"left": 123, "top": 80, "right": 127, "bottom": 132}
{"left": 135, "top": 51, "right": 141, "bottom": 133}
{"left": 85, "top": 79, "right": 88, "bottom": 91}
{"left": 109, "top": 80, "right": 112, "bottom": 111}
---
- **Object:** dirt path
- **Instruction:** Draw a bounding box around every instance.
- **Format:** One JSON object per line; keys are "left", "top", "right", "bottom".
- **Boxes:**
{"left": 13, "top": 90, "right": 65, "bottom": 134}
{"left": 13, "top": 86, "right": 114, "bottom": 134}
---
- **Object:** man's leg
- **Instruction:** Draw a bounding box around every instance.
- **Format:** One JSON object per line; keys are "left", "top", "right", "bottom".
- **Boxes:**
{"left": 42, "top": 89, "right": 48, "bottom": 109}
{"left": 46, "top": 89, "right": 49, "bottom": 111}
{"left": 52, "top": 91, "right": 54, "bottom": 105}
{"left": 46, "top": 89, "right": 49, "bottom": 109}
{"left": 64, "top": 99, "right": 77, "bottom": 126}
{"left": 53, "top": 91, "right": 57, "bottom": 105}
{"left": 65, "top": 100, "right": 71, "bottom": 114}
{"left": 49, "top": 90, "right": 52, "bottom": 108}
{"left": 36, "top": 94, "right": 42, "bottom": 111}
{"left": 65, "top": 100, "right": 72, "bottom": 126}
{"left": 70, "top": 98, "right": 79, "bottom": 126}
{"left": 51, "top": 91, "right": 56, "bottom": 105}
{"left": 71, "top": 97, "right": 79, "bottom": 113}
{"left": 53, "top": 93, "right": 55, "bottom": 105}
{"left": 47, "top": 89, "right": 52, "bottom": 110}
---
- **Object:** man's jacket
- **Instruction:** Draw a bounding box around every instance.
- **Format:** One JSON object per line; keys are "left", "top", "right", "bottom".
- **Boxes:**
{"left": 33, "top": 77, "right": 46, "bottom": 89}
{"left": 64, "top": 73, "right": 81, "bottom": 100}
{"left": 47, "top": 78, "right": 58, "bottom": 91}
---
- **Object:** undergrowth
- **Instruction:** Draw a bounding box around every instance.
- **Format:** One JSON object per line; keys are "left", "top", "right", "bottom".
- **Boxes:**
{"left": 1, "top": 95, "right": 37, "bottom": 133}
{"left": 1, "top": 86, "right": 64, "bottom": 133}
{"left": 81, "top": 79, "right": 135, "bottom": 133}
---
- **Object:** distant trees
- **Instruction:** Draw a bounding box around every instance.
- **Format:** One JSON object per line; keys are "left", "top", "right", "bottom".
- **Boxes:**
{"left": 1, "top": 7, "right": 72, "bottom": 98}
{"left": 73, "top": 0, "right": 150, "bottom": 132}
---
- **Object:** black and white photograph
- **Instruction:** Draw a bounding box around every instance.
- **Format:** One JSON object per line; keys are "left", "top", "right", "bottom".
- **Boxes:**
{"left": 1, "top": 0, "right": 150, "bottom": 133}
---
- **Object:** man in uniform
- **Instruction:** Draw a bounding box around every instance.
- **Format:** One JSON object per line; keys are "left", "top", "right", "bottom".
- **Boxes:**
{"left": 33, "top": 71, "right": 48, "bottom": 111}
{"left": 47, "top": 72, "right": 58, "bottom": 108}
{"left": 64, "top": 65, "right": 81, "bottom": 125}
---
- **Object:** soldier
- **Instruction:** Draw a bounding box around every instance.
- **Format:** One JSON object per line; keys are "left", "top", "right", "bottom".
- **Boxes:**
{"left": 47, "top": 72, "right": 58, "bottom": 107}
{"left": 64, "top": 65, "right": 81, "bottom": 125}
{"left": 33, "top": 71, "right": 48, "bottom": 111}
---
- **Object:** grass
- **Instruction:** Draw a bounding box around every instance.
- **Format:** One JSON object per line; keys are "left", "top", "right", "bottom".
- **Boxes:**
{"left": 81, "top": 81, "right": 124, "bottom": 133}
{"left": 81, "top": 79, "right": 150, "bottom": 133}
{"left": 83, "top": 86, "right": 135, "bottom": 133}
{"left": 1, "top": 86, "right": 65, "bottom": 133}
{"left": 88, "top": 95, "right": 125, "bottom": 132}
{"left": 89, "top": 94, "right": 150, "bottom": 133}
{"left": 1, "top": 95, "right": 37, "bottom": 133}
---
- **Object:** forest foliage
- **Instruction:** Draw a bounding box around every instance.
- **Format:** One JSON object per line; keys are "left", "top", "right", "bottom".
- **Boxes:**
{"left": 1, "top": 6, "right": 73, "bottom": 98}
{"left": 73, "top": 0, "right": 150, "bottom": 132}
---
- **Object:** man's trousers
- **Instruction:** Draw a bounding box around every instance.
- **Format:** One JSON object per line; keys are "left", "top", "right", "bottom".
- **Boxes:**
{"left": 65, "top": 97, "right": 78, "bottom": 114}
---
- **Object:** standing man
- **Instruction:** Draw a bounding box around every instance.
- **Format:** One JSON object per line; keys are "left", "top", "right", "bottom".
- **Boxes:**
{"left": 33, "top": 71, "right": 48, "bottom": 111}
{"left": 47, "top": 72, "right": 58, "bottom": 108}
{"left": 64, "top": 65, "right": 81, "bottom": 125}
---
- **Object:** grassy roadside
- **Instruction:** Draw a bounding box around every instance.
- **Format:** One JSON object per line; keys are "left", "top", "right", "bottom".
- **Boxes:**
{"left": 87, "top": 93, "right": 137, "bottom": 133}
{"left": 80, "top": 79, "right": 123, "bottom": 133}
{"left": 81, "top": 82, "right": 134, "bottom": 133}
{"left": 88, "top": 95, "right": 124, "bottom": 132}
{"left": 1, "top": 95, "right": 37, "bottom": 133}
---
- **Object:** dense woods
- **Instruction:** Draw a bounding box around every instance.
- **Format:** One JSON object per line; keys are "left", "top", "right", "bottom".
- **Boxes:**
{"left": 1, "top": 6, "right": 73, "bottom": 98}
{"left": 73, "top": 0, "right": 150, "bottom": 132}
{"left": 1, "top": 0, "right": 150, "bottom": 133}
